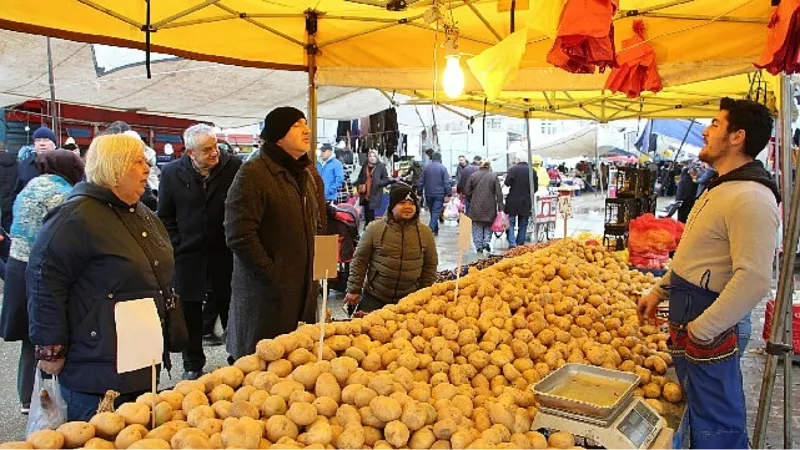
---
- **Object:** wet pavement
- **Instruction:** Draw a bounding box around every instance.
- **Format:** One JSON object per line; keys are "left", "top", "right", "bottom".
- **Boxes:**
{"left": 0, "top": 193, "right": 797, "bottom": 446}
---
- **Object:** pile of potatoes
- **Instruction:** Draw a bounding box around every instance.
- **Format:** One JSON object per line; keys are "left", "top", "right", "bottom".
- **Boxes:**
{"left": 3, "top": 239, "right": 684, "bottom": 450}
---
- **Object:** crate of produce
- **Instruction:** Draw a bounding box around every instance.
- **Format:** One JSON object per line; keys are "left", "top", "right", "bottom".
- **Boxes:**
{"left": 604, "top": 198, "right": 638, "bottom": 228}
{"left": 603, "top": 227, "right": 628, "bottom": 252}
{"left": 763, "top": 299, "right": 800, "bottom": 355}
{"left": 613, "top": 167, "right": 656, "bottom": 198}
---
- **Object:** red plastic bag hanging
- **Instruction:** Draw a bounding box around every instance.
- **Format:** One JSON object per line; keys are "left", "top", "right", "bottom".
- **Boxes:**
{"left": 755, "top": 0, "right": 800, "bottom": 75}
{"left": 605, "top": 20, "right": 663, "bottom": 98}
{"left": 547, "top": 0, "right": 619, "bottom": 74}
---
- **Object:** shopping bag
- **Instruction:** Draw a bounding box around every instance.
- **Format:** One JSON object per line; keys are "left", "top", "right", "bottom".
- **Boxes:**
{"left": 490, "top": 232, "right": 510, "bottom": 252}
{"left": 491, "top": 212, "right": 510, "bottom": 233}
{"left": 25, "top": 370, "right": 67, "bottom": 436}
{"left": 444, "top": 197, "right": 461, "bottom": 221}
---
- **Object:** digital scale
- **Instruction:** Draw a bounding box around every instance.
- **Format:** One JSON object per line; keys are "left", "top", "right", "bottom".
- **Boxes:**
{"left": 531, "top": 364, "right": 668, "bottom": 449}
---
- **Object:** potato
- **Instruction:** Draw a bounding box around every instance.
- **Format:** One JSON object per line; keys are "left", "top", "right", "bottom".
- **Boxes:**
{"left": 0, "top": 443, "right": 33, "bottom": 449}
{"left": 354, "top": 388, "right": 378, "bottom": 409}
{"left": 145, "top": 423, "right": 183, "bottom": 442}
{"left": 287, "top": 402, "right": 318, "bottom": 426}
{"left": 271, "top": 380, "right": 305, "bottom": 401}
{"left": 174, "top": 380, "right": 205, "bottom": 396}
{"left": 235, "top": 354, "right": 267, "bottom": 374}
{"left": 181, "top": 390, "right": 209, "bottom": 412}
{"left": 115, "top": 424, "right": 148, "bottom": 449}
{"left": 127, "top": 439, "right": 170, "bottom": 449}
{"left": 262, "top": 395, "right": 288, "bottom": 418}
{"left": 84, "top": 437, "right": 116, "bottom": 449}
{"left": 527, "top": 431, "right": 548, "bottom": 449}
{"left": 335, "top": 424, "right": 365, "bottom": 450}
{"left": 197, "top": 418, "right": 223, "bottom": 437}
{"left": 645, "top": 398, "right": 664, "bottom": 414}
{"left": 229, "top": 400, "right": 260, "bottom": 419}
{"left": 315, "top": 373, "right": 342, "bottom": 403}
{"left": 187, "top": 405, "right": 215, "bottom": 427}
{"left": 266, "top": 415, "right": 299, "bottom": 442}
{"left": 197, "top": 373, "right": 222, "bottom": 394}
{"left": 208, "top": 433, "right": 222, "bottom": 449}
{"left": 385, "top": 420, "right": 411, "bottom": 447}
{"left": 170, "top": 428, "right": 209, "bottom": 449}
{"left": 27, "top": 430, "right": 64, "bottom": 449}
{"left": 643, "top": 382, "right": 662, "bottom": 399}
{"left": 89, "top": 412, "right": 126, "bottom": 440}
{"left": 153, "top": 402, "right": 174, "bottom": 428}
{"left": 431, "top": 439, "right": 452, "bottom": 449}
{"left": 406, "top": 426, "right": 435, "bottom": 449}
{"left": 401, "top": 402, "right": 429, "bottom": 431}
{"left": 57, "top": 421, "right": 95, "bottom": 448}
{"left": 116, "top": 403, "right": 151, "bottom": 427}
{"left": 257, "top": 339, "right": 286, "bottom": 362}
{"left": 432, "top": 419, "right": 457, "bottom": 440}
{"left": 211, "top": 400, "right": 232, "bottom": 419}
{"left": 157, "top": 390, "right": 184, "bottom": 411}
{"left": 221, "top": 422, "right": 261, "bottom": 449}
{"left": 312, "top": 396, "right": 339, "bottom": 418}
{"left": 214, "top": 366, "right": 245, "bottom": 389}
{"left": 548, "top": 431, "right": 575, "bottom": 449}
{"left": 369, "top": 396, "right": 402, "bottom": 422}
{"left": 663, "top": 382, "right": 684, "bottom": 403}
{"left": 305, "top": 420, "right": 333, "bottom": 446}
{"left": 209, "top": 384, "right": 235, "bottom": 403}
{"left": 292, "top": 364, "right": 322, "bottom": 390}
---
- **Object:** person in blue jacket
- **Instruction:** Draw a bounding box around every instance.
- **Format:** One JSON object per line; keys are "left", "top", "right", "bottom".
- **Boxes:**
{"left": 418, "top": 152, "right": 451, "bottom": 236}
{"left": 316, "top": 144, "right": 344, "bottom": 203}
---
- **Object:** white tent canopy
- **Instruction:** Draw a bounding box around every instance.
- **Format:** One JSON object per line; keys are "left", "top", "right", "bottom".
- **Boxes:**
{"left": 0, "top": 30, "right": 396, "bottom": 128}
{"left": 530, "top": 126, "right": 599, "bottom": 160}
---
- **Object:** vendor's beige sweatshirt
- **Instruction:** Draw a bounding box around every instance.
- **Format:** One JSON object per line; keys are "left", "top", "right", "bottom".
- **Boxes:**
{"left": 651, "top": 179, "right": 779, "bottom": 341}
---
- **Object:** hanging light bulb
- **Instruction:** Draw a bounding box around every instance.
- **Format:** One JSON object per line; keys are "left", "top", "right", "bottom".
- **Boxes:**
{"left": 443, "top": 54, "right": 465, "bottom": 99}
{"left": 164, "top": 143, "right": 174, "bottom": 155}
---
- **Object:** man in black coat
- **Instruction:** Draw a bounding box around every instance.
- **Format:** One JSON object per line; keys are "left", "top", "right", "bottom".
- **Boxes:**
{"left": 456, "top": 156, "right": 482, "bottom": 213}
{"left": 14, "top": 125, "right": 58, "bottom": 197}
{"left": 0, "top": 142, "right": 17, "bottom": 233}
{"left": 158, "top": 124, "right": 242, "bottom": 380}
{"left": 504, "top": 152, "right": 537, "bottom": 247}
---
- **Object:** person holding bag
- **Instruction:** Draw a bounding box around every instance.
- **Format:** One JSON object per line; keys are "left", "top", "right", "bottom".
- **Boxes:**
{"left": 355, "top": 151, "right": 392, "bottom": 226}
{"left": 27, "top": 133, "right": 176, "bottom": 421}
{"left": 466, "top": 161, "right": 504, "bottom": 256}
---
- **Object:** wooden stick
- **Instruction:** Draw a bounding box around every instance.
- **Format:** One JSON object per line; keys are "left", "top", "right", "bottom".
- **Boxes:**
{"left": 318, "top": 270, "right": 329, "bottom": 362}
{"left": 454, "top": 250, "right": 463, "bottom": 300}
{"left": 151, "top": 359, "right": 156, "bottom": 429}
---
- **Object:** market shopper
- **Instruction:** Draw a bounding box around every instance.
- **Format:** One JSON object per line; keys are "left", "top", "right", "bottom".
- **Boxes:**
{"left": 158, "top": 124, "right": 242, "bottom": 380}
{"left": 27, "top": 133, "right": 174, "bottom": 421}
{"left": 0, "top": 142, "right": 18, "bottom": 234}
{"left": 638, "top": 97, "right": 779, "bottom": 449}
{"left": 355, "top": 150, "right": 392, "bottom": 226}
{"left": 97, "top": 122, "right": 158, "bottom": 210}
{"left": 466, "top": 161, "right": 504, "bottom": 255}
{"left": 456, "top": 156, "right": 481, "bottom": 213}
{"left": 225, "top": 107, "right": 321, "bottom": 359}
{"left": 14, "top": 126, "right": 58, "bottom": 197}
{"left": 0, "top": 151, "right": 83, "bottom": 415}
{"left": 418, "top": 152, "right": 451, "bottom": 236}
{"left": 316, "top": 143, "right": 344, "bottom": 203}
{"left": 454, "top": 155, "right": 468, "bottom": 186}
{"left": 345, "top": 183, "right": 438, "bottom": 312}
{"left": 335, "top": 149, "right": 356, "bottom": 204}
{"left": 505, "top": 152, "right": 537, "bottom": 248}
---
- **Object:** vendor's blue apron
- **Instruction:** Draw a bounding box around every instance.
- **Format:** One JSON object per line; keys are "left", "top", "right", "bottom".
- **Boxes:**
{"left": 668, "top": 272, "right": 749, "bottom": 449}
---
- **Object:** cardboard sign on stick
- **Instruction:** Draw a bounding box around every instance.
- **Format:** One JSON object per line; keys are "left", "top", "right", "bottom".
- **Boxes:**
{"left": 115, "top": 298, "right": 163, "bottom": 374}
{"left": 458, "top": 214, "right": 472, "bottom": 252}
{"left": 314, "top": 235, "right": 339, "bottom": 281}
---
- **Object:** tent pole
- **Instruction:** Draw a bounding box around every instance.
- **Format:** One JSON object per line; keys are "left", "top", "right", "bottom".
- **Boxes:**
{"left": 525, "top": 111, "right": 538, "bottom": 244}
{"left": 753, "top": 74, "right": 796, "bottom": 448}
{"left": 306, "top": 11, "right": 319, "bottom": 163}
{"left": 46, "top": 37, "right": 58, "bottom": 137}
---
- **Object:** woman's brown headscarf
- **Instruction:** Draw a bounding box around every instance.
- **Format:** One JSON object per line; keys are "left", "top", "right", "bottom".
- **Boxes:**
{"left": 35, "top": 150, "right": 85, "bottom": 186}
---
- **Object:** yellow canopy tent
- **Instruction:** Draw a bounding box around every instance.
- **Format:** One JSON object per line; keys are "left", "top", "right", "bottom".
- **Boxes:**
{"left": 0, "top": 0, "right": 772, "bottom": 90}
{"left": 401, "top": 71, "right": 780, "bottom": 122}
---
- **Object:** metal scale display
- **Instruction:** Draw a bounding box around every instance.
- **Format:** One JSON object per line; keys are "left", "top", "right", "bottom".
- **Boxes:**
{"left": 531, "top": 364, "right": 666, "bottom": 449}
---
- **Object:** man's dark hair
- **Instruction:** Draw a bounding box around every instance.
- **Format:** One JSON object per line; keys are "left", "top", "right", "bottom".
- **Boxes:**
{"left": 719, "top": 97, "right": 773, "bottom": 159}
{"left": 98, "top": 120, "right": 132, "bottom": 136}
{"left": 473, "top": 156, "right": 482, "bottom": 162}
{"left": 459, "top": 155, "right": 466, "bottom": 159}
{"left": 425, "top": 148, "right": 434, "bottom": 158}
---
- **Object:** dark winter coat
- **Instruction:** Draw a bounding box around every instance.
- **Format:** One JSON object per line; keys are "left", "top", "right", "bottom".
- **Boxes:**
{"left": 224, "top": 144, "right": 321, "bottom": 359}
{"left": 418, "top": 161, "right": 451, "bottom": 197}
{"left": 457, "top": 163, "right": 480, "bottom": 194}
{"left": 504, "top": 162, "right": 537, "bottom": 217}
{"left": 0, "top": 152, "right": 18, "bottom": 231}
{"left": 157, "top": 151, "right": 242, "bottom": 304}
{"left": 14, "top": 153, "right": 40, "bottom": 197}
{"left": 466, "top": 168, "right": 504, "bottom": 223}
{"left": 347, "top": 216, "right": 438, "bottom": 305}
{"left": 356, "top": 162, "right": 392, "bottom": 210}
{"left": 27, "top": 182, "right": 174, "bottom": 395}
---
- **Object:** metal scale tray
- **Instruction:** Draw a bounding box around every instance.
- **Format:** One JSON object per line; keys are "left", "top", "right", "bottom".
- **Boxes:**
{"left": 533, "top": 364, "right": 641, "bottom": 425}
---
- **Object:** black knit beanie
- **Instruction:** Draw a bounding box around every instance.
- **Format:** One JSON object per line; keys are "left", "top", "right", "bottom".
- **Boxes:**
{"left": 260, "top": 107, "right": 306, "bottom": 144}
{"left": 388, "top": 182, "right": 419, "bottom": 213}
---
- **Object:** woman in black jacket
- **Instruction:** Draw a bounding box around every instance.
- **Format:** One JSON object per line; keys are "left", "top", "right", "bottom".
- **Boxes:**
{"left": 27, "top": 133, "right": 174, "bottom": 421}
{"left": 355, "top": 151, "right": 392, "bottom": 226}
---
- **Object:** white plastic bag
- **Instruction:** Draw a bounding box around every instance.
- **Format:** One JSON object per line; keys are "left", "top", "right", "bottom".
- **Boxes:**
{"left": 443, "top": 197, "right": 461, "bottom": 221}
{"left": 490, "top": 232, "right": 509, "bottom": 252}
{"left": 25, "top": 370, "right": 67, "bottom": 436}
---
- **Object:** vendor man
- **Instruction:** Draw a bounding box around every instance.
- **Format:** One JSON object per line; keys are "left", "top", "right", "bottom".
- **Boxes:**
{"left": 638, "top": 97, "right": 779, "bottom": 449}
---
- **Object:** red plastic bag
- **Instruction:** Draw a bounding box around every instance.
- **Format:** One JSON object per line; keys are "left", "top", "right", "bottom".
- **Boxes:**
{"left": 628, "top": 214, "right": 684, "bottom": 264}
{"left": 491, "top": 212, "right": 510, "bottom": 233}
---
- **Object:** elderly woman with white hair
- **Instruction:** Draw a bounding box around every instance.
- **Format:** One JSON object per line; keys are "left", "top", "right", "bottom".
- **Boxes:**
{"left": 26, "top": 133, "right": 176, "bottom": 421}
